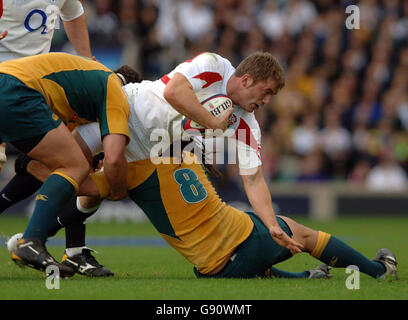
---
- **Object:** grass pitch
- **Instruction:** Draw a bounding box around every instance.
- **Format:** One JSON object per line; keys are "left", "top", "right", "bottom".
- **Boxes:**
{"left": 0, "top": 215, "right": 407, "bottom": 300}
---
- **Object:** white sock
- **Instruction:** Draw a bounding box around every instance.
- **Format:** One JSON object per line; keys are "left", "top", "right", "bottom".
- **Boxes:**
{"left": 65, "top": 246, "right": 86, "bottom": 257}
{"left": 76, "top": 197, "right": 100, "bottom": 213}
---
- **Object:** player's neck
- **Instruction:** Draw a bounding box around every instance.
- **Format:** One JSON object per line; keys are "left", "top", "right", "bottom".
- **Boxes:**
{"left": 226, "top": 75, "right": 240, "bottom": 103}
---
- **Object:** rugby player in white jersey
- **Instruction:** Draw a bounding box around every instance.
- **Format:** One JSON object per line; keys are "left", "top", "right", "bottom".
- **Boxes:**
{"left": 0, "top": 0, "right": 91, "bottom": 61}
{"left": 128, "top": 51, "right": 302, "bottom": 253}
{"left": 70, "top": 51, "right": 303, "bottom": 255}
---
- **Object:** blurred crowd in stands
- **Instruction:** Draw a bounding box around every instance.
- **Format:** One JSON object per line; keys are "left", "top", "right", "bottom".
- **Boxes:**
{"left": 54, "top": 0, "right": 408, "bottom": 191}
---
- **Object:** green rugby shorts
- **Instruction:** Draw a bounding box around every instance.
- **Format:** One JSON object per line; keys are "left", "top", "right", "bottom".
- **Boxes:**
{"left": 0, "top": 73, "right": 61, "bottom": 146}
{"left": 194, "top": 212, "right": 293, "bottom": 278}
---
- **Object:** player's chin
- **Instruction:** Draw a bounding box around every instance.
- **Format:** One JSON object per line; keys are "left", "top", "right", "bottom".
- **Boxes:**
{"left": 246, "top": 103, "right": 259, "bottom": 112}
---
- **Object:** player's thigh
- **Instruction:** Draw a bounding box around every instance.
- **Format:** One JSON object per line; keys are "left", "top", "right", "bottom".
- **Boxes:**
{"left": 278, "top": 215, "right": 318, "bottom": 253}
{"left": 27, "top": 122, "right": 90, "bottom": 183}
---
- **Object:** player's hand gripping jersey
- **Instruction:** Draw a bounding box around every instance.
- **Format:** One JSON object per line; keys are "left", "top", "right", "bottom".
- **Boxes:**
{"left": 0, "top": 0, "right": 84, "bottom": 61}
{"left": 121, "top": 52, "right": 262, "bottom": 171}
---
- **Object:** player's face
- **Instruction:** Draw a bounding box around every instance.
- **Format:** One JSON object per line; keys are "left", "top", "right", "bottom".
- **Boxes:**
{"left": 235, "top": 75, "right": 278, "bottom": 112}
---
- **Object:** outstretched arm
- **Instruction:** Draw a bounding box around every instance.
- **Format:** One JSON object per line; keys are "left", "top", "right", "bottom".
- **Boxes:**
{"left": 63, "top": 13, "right": 93, "bottom": 58}
{"left": 241, "top": 166, "right": 303, "bottom": 255}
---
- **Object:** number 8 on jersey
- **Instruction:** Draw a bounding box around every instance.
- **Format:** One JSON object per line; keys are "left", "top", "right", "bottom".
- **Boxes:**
{"left": 174, "top": 168, "right": 208, "bottom": 204}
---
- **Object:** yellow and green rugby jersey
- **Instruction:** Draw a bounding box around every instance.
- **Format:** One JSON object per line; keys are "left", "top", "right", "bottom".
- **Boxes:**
{"left": 0, "top": 52, "right": 130, "bottom": 137}
{"left": 91, "top": 157, "right": 254, "bottom": 275}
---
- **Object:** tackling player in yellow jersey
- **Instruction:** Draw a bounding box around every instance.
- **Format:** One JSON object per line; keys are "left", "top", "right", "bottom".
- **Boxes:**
{"left": 0, "top": 52, "right": 130, "bottom": 276}
{"left": 0, "top": 0, "right": 111, "bottom": 276}
{"left": 0, "top": 0, "right": 93, "bottom": 172}
{"left": 23, "top": 153, "right": 398, "bottom": 280}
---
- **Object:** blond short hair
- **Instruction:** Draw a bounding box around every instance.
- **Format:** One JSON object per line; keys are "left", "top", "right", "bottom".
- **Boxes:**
{"left": 235, "top": 52, "right": 285, "bottom": 90}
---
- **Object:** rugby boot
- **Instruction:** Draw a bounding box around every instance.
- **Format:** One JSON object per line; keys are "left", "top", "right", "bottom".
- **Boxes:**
{"left": 61, "top": 248, "right": 114, "bottom": 277}
{"left": 11, "top": 238, "right": 75, "bottom": 278}
{"left": 307, "top": 264, "right": 333, "bottom": 279}
{"left": 374, "top": 248, "right": 398, "bottom": 280}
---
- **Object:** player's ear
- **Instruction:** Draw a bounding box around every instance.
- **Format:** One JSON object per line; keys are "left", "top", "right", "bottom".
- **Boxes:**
{"left": 242, "top": 74, "right": 254, "bottom": 88}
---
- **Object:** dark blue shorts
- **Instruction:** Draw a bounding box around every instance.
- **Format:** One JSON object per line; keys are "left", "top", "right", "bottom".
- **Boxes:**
{"left": 194, "top": 212, "right": 293, "bottom": 278}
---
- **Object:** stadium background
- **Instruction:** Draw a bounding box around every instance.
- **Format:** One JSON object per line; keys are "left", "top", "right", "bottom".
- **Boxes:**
{"left": 3, "top": 0, "right": 408, "bottom": 221}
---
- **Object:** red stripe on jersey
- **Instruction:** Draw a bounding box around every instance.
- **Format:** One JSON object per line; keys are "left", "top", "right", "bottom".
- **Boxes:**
{"left": 234, "top": 119, "right": 259, "bottom": 151}
{"left": 161, "top": 74, "right": 170, "bottom": 84}
{"left": 0, "top": 0, "right": 3, "bottom": 18}
{"left": 193, "top": 72, "right": 222, "bottom": 89}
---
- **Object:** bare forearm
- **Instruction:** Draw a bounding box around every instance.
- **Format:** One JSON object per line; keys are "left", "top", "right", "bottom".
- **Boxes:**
{"left": 63, "top": 14, "right": 92, "bottom": 58}
{"left": 242, "top": 168, "right": 279, "bottom": 229}
{"left": 242, "top": 167, "right": 304, "bottom": 254}
{"left": 102, "top": 134, "right": 128, "bottom": 200}
{"left": 164, "top": 73, "right": 219, "bottom": 130}
{"left": 103, "top": 156, "right": 127, "bottom": 200}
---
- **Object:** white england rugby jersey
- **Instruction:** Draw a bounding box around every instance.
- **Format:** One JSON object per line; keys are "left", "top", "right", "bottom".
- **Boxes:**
{"left": 0, "top": 0, "right": 84, "bottom": 61}
{"left": 125, "top": 52, "right": 262, "bottom": 171}
{"left": 77, "top": 52, "right": 262, "bottom": 173}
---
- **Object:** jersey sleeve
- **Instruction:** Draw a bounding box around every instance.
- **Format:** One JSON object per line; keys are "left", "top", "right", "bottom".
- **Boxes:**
{"left": 169, "top": 52, "right": 229, "bottom": 92}
{"left": 59, "top": 0, "right": 84, "bottom": 22}
{"left": 100, "top": 74, "right": 130, "bottom": 142}
{"left": 226, "top": 112, "right": 262, "bottom": 174}
{"left": 192, "top": 114, "right": 262, "bottom": 174}
{"left": 234, "top": 119, "right": 262, "bottom": 174}
{"left": 236, "top": 139, "right": 262, "bottom": 175}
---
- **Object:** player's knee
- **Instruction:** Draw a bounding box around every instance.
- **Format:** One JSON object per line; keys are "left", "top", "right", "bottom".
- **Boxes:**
{"left": 66, "top": 157, "right": 91, "bottom": 185}
{"left": 300, "top": 226, "right": 319, "bottom": 253}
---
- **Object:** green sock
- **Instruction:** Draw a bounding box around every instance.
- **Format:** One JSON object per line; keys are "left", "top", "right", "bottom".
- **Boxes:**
{"left": 23, "top": 173, "right": 77, "bottom": 243}
{"left": 267, "top": 267, "right": 309, "bottom": 279}
{"left": 312, "top": 231, "right": 385, "bottom": 278}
